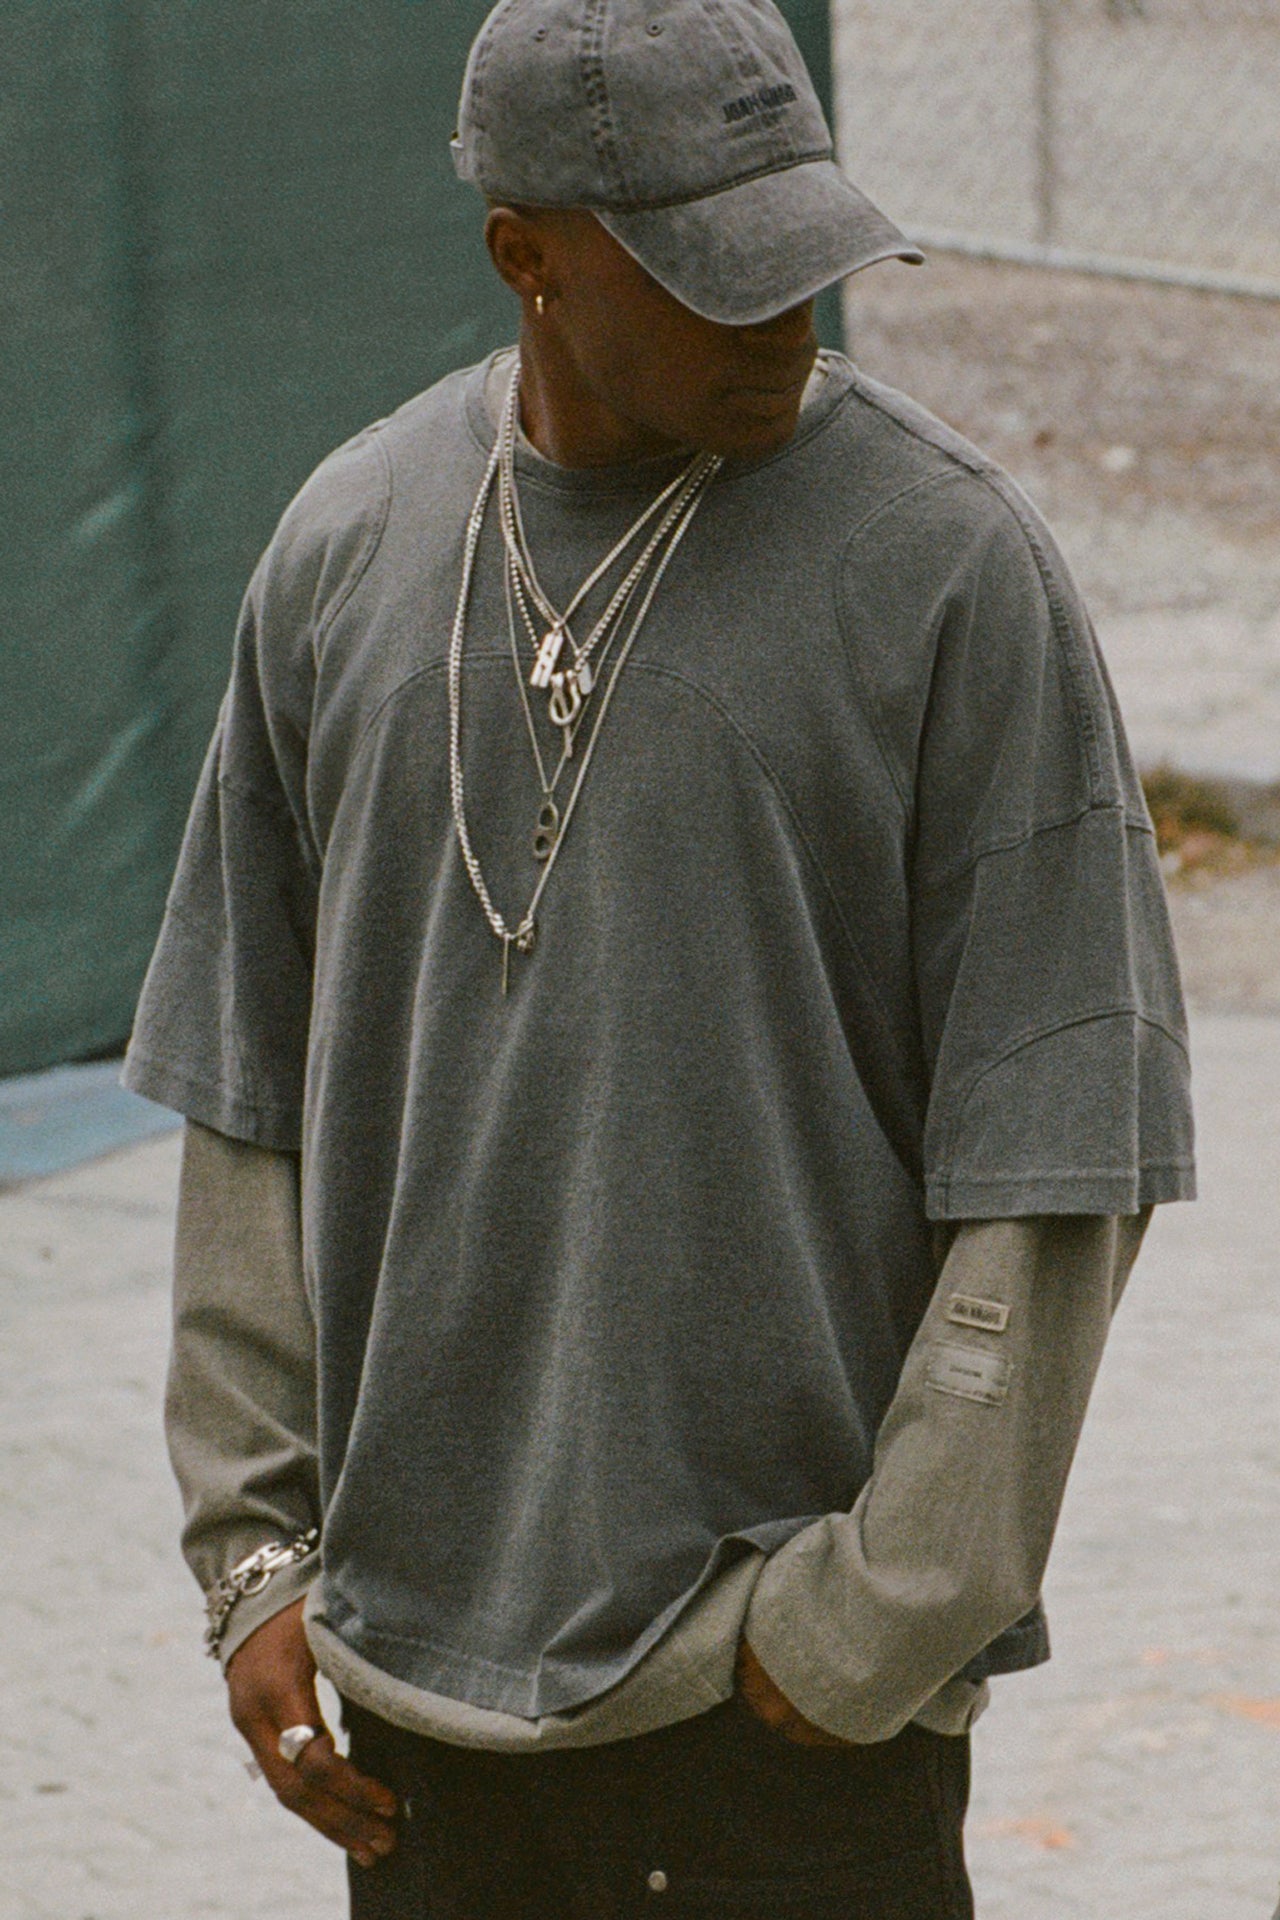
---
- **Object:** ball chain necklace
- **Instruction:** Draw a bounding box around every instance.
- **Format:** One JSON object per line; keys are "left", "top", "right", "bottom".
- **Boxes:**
{"left": 499, "top": 370, "right": 719, "bottom": 859}
{"left": 448, "top": 358, "right": 722, "bottom": 994}
{"left": 498, "top": 373, "right": 708, "bottom": 751}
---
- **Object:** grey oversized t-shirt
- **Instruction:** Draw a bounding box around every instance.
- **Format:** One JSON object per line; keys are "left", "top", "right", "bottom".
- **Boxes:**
{"left": 125, "top": 350, "right": 1193, "bottom": 1717}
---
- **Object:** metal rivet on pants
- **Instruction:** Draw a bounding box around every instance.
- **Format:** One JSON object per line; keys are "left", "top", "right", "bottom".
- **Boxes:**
{"left": 647, "top": 1869, "right": 668, "bottom": 1893}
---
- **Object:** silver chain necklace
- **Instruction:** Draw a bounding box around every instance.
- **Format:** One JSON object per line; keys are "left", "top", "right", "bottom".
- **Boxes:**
{"left": 495, "top": 368, "right": 709, "bottom": 753}
{"left": 448, "top": 360, "right": 721, "bottom": 994}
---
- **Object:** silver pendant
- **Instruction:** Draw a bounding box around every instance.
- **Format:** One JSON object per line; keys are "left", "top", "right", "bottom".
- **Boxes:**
{"left": 531, "top": 625, "right": 566, "bottom": 690}
{"left": 501, "top": 920, "right": 538, "bottom": 994}
{"left": 576, "top": 657, "right": 594, "bottom": 697}
{"left": 533, "top": 801, "right": 559, "bottom": 863}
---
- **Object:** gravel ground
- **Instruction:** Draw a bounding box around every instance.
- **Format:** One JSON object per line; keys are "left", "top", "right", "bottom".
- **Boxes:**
{"left": 842, "top": 252, "right": 1280, "bottom": 629}
{"left": 1166, "top": 860, "right": 1280, "bottom": 1017}
{"left": 841, "top": 248, "right": 1280, "bottom": 1012}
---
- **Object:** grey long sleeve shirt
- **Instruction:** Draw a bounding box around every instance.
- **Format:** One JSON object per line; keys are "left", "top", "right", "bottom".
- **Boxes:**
{"left": 170, "top": 1118, "right": 1147, "bottom": 1748}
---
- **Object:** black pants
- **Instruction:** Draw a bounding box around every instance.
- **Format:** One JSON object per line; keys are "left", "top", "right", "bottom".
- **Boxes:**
{"left": 345, "top": 1695, "right": 974, "bottom": 1919}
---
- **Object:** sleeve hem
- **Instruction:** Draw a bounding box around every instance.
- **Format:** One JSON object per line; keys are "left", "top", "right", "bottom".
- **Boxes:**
{"left": 925, "top": 1162, "right": 1196, "bottom": 1220}
{"left": 910, "top": 1675, "right": 990, "bottom": 1737}
{"left": 120, "top": 1049, "right": 302, "bottom": 1152}
{"left": 217, "top": 1555, "right": 320, "bottom": 1672}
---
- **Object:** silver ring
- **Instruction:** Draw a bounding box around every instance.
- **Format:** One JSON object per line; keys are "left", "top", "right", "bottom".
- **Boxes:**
{"left": 278, "top": 1723, "right": 320, "bottom": 1765}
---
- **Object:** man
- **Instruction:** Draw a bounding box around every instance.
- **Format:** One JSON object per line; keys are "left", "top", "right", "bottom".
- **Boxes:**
{"left": 125, "top": 2, "right": 1195, "bottom": 1914}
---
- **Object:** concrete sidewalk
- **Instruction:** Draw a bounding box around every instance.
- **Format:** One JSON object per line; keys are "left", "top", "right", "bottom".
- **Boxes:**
{"left": 967, "top": 1011, "right": 1280, "bottom": 1918}
{"left": 3, "top": 1011, "right": 1278, "bottom": 1919}
{"left": 1099, "top": 602, "right": 1280, "bottom": 793}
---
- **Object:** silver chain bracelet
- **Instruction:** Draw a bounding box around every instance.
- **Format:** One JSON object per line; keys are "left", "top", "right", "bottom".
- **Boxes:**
{"left": 203, "top": 1527, "right": 319, "bottom": 1660}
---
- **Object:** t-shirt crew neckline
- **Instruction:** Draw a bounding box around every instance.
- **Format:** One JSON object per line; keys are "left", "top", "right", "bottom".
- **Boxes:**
{"left": 465, "top": 346, "right": 847, "bottom": 499}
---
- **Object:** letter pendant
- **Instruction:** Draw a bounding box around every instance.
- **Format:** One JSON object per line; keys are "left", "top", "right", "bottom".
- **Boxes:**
{"left": 533, "top": 800, "right": 559, "bottom": 863}
{"left": 531, "top": 625, "right": 565, "bottom": 690}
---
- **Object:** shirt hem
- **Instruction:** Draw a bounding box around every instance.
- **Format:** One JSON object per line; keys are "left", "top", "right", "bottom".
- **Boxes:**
{"left": 925, "top": 1162, "right": 1196, "bottom": 1220}
{"left": 305, "top": 1553, "right": 766, "bottom": 1751}
{"left": 317, "top": 1537, "right": 766, "bottom": 1719}
{"left": 120, "top": 1048, "right": 302, "bottom": 1152}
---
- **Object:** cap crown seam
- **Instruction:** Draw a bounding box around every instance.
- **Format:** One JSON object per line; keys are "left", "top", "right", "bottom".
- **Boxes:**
{"left": 703, "top": 0, "right": 798, "bottom": 165}
{"left": 582, "top": 0, "right": 629, "bottom": 201}
{"left": 465, "top": 0, "right": 518, "bottom": 162}
{"left": 704, "top": 0, "right": 765, "bottom": 90}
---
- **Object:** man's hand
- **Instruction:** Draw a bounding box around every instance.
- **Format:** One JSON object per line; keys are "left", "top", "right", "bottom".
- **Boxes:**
{"left": 226, "top": 1598, "right": 400, "bottom": 1868}
{"left": 735, "top": 1638, "right": 853, "bottom": 1748}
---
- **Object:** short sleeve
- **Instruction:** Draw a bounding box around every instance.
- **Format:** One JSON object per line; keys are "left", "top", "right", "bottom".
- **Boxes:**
{"left": 122, "top": 428, "right": 388, "bottom": 1148}
{"left": 910, "top": 489, "right": 1195, "bottom": 1219}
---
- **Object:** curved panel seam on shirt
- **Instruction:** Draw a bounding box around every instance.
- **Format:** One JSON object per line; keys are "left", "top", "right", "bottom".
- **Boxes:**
{"left": 999, "top": 499, "right": 1106, "bottom": 800}
{"left": 618, "top": 659, "right": 908, "bottom": 1042}
{"left": 937, "top": 1006, "right": 1192, "bottom": 1184}
{"left": 840, "top": 465, "right": 972, "bottom": 555}
{"left": 215, "top": 771, "right": 323, "bottom": 883}
{"left": 346, "top": 657, "right": 452, "bottom": 775}
{"left": 914, "top": 803, "right": 1154, "bottom": 893}
{"left": 958, "top": 1004, "right": 1192, "bottom": 1098}
{"left": 342, "top": 650, "right": 906, "bottom": 1064}
{"left": 832, "top": 468, "right": 973, "bottom": 816}
{"left": 845, "top": 375, "right": 1110, "bottom": 805}
{"left": 308, "top": 430, "right": 394, "bottom": 673}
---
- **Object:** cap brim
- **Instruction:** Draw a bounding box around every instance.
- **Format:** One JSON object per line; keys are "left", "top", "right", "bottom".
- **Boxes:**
{"left": 596, "top": 159, "right": 923, "bottom": 327}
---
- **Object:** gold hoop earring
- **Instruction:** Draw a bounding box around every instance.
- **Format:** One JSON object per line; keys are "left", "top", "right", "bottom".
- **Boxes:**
{"left": 535, "top": 293, "right": 546, "bottom": 317}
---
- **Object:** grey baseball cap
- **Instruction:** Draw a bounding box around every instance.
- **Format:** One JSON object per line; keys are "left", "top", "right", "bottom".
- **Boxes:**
{"left": 452, "top": 0, "right": 923, "bottom": 326}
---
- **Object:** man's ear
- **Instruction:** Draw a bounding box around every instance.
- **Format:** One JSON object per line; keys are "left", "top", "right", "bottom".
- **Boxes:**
{"left": 485, "top": 205, "right": 550, "bottom": 308}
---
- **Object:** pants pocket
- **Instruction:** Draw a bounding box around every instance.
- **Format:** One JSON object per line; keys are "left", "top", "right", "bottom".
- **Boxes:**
{"left": 629, "top": 1703, "right": 973, "bottom": 1917}
{"left": 643, "top": 1849, "right": 968, "bottom": 1919}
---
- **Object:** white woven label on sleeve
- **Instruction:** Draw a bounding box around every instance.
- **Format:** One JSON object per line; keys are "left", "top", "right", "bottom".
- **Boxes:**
{"left": 926, "top": 1342, "right": 1011, "bottom": 1405}
{"left": 946, "top": 1293, "right": 1011, "bottom": 1334}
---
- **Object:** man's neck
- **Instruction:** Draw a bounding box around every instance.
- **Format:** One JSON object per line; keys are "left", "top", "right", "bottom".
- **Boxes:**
{"left": 515, "top": 325, "right": 693, "bottom": 468}
{"left": 485, "top": 341, "right": 829, "bottom": 471}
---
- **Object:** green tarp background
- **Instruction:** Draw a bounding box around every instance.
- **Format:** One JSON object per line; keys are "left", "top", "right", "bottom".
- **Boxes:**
{"left": 2, "top": 0, "right": 837, "bottom": 1079}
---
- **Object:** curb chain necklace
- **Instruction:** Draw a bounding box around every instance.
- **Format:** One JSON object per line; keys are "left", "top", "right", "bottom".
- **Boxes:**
{"left": 448, "top": 358, "right": 722, "bottom": 994}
